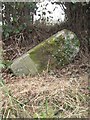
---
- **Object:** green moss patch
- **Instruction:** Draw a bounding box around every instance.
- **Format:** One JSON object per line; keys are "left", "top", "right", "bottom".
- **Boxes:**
{"left": 10, "top": 29, "right": 80, "bottom": 76}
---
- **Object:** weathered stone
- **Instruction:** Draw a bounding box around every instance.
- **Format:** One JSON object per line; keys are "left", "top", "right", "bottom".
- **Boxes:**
{"left": 10, "top": 54, "right": 38, "bottom": 76}
{"left": 10, "top": 29, "right": 79, "bottom": 76}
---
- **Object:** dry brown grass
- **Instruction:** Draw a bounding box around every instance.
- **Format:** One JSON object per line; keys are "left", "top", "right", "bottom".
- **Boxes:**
{"left": 0, "top": 63, "right": 89, "bottom": 118}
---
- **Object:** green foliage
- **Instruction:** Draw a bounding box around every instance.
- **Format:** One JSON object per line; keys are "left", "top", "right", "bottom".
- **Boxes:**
{"left": 0, "top": 48, "right": 5, "bottom": 69}
{"left": 2, "top": 60, "right": 12, "bottom": 68}
{"left": 33, "top": 99, "right": 54, "bottom": 118}
{"left": 0, "top": 62, "right": 5, "bottom": 69}
{"left": 2, "top": 2, "right": 37, "bottom": 39}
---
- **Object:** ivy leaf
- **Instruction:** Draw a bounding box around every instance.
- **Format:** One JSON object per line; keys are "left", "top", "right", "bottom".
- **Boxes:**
{"left": 5, "top": 33, "right": 9, "bottom": 38}
{"left": 0, "top": 63, "right": 5, "bottom": 69}
{"left": 14, "top": 29, "right": 20, "bottom": 34}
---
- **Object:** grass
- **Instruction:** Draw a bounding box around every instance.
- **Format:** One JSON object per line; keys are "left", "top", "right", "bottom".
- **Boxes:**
{"left": 0, "top": 70, "right": 89, "bottom": 119}
{"left": 0, "top": 79, "right": 32, "bottom": 118}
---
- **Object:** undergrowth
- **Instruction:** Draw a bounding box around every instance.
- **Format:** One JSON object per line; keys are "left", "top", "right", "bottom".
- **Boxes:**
{"left": 0, "top": 74, "right": 89, "bottom": 119}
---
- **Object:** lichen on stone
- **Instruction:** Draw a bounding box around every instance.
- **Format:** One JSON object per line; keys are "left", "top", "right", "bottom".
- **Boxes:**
{"left": 10, "top": 29, "right": 80, "bottom": 76}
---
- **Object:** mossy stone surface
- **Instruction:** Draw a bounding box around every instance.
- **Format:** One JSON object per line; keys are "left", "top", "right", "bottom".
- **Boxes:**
{"left": 10, "top": 29, "right": 79, "bottom": 76}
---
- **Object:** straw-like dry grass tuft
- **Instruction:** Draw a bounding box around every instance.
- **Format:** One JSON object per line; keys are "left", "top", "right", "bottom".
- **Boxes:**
{"left": 0, "top": 63, "right": 89, "bottom": 118}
